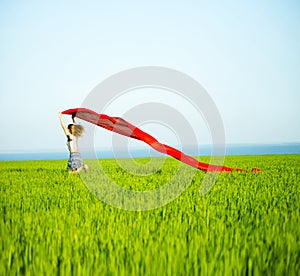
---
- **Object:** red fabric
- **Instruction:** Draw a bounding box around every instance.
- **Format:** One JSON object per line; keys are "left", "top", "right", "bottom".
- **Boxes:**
{"left": 62, "top": 108, "right": 261, "bottom": 173}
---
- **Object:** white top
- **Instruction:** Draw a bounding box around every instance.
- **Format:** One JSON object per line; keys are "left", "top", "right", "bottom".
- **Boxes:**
{"left": 67, "top": 134, "right": 80, "bottom": 153}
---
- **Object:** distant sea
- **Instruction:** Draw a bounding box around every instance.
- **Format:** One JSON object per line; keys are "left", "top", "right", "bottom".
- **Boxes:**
{"left": 1, "top": 143, "right": 299, "bottom": 161}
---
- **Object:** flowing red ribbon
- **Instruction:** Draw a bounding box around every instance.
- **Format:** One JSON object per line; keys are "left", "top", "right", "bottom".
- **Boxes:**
{"left": 62, "top": 108, "right": 261, "bottom": 173}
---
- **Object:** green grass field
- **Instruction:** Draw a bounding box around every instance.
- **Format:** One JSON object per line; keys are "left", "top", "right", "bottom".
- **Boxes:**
{"left": 1, "top": 155, "right": 299, "bottom": 275}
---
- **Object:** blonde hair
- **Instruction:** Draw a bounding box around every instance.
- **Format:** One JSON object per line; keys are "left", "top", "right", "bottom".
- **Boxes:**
{"left": 68, "top": 124, "right": 84, "bottom": 137}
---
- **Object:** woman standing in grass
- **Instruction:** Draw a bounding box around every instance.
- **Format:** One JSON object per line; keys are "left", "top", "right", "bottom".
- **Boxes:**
{"left": 59, "top": 112, "right": 89, "bottom": 173}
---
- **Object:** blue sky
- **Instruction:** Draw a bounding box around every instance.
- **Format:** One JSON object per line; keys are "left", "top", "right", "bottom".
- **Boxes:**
{"left": 0, "top": 0, "right": 299, "bottom": 152}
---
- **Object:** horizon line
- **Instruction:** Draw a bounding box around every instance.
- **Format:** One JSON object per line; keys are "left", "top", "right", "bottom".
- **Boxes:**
{"left": 0, "top": 141, "right": 300, "bottom": 154}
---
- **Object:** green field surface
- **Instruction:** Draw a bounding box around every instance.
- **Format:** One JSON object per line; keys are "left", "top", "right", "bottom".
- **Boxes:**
{"left": 1, "top": 155, "right": 299, "bottom": 275}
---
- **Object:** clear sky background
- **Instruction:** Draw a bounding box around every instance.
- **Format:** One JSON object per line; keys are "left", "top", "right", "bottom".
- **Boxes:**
{"left": 0, "top": 0, "right": 299, "bottom": 152}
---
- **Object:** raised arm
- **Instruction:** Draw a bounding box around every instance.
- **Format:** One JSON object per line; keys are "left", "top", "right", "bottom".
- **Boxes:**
{"left": 59, "top": 112, "right": 71, "bottom": 137}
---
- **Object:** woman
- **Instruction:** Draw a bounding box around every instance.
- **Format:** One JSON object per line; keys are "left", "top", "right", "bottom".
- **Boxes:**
{"left": 59, "top": 112, "right": 89, "bottom": 173}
